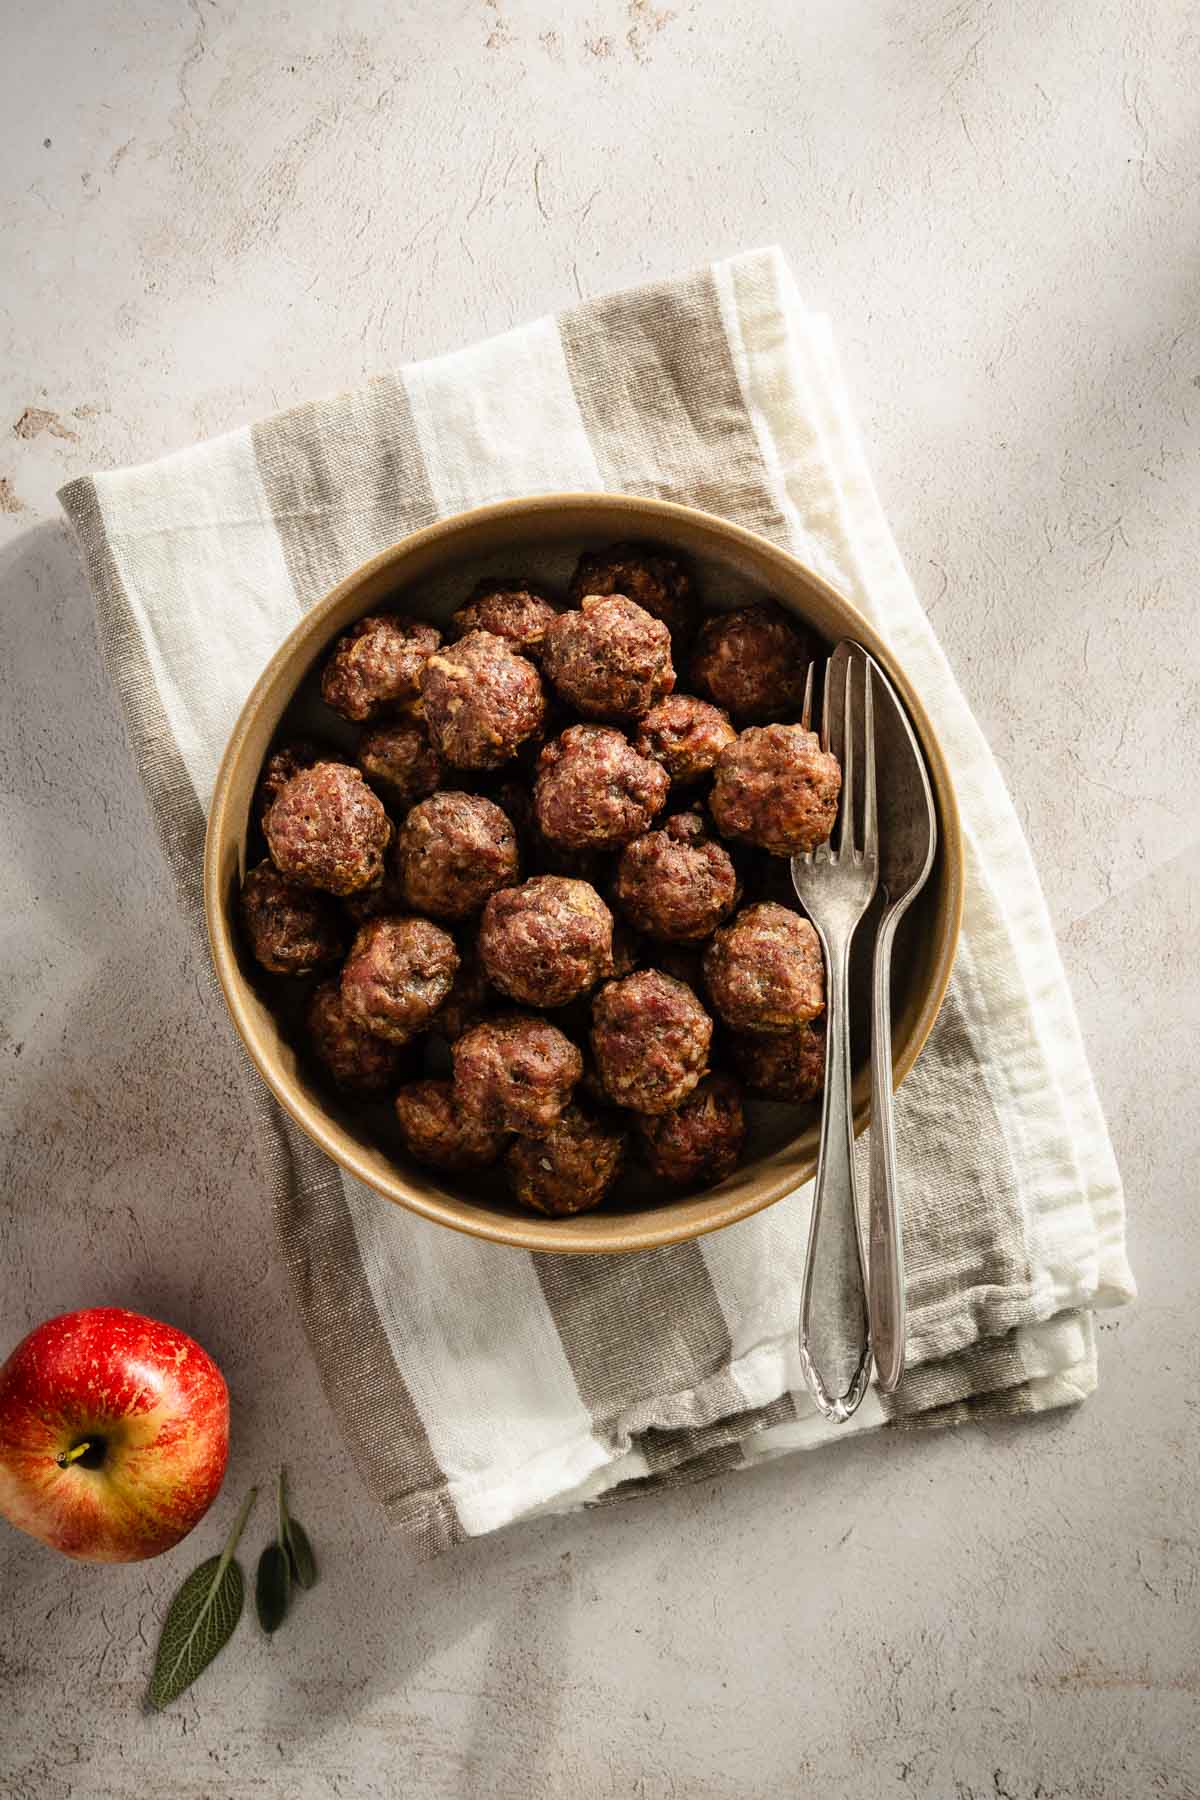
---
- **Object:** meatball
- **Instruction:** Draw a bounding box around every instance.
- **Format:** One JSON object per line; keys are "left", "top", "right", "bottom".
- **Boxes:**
{"left": 394, "top": 1079, "right": 507, "bottom": 1172}
{"left": 505, "top": 1104, "right": 626, "bottom": 1216}
{"left": 453, "top": 1012, "right": 583, "bottom": 1137}
{"left": 590, "top": 970, "right": 712, "bottom": 1115}
{"left": 478, "top": 876, "right": 613, "bottom": 1009}
{"left": 340, "top": 916, "right": 459, "bottom": 1044}
{"left": 634, "top": 1074, "right": 746, "bottom": 1188}
{"left": 633, "top": 693, "right": 736, "bottom": 787}
{"left": 690, "top": 603, "right": 815, "bottom": 723}
{"left": 240, "top": 860, "right": 344, "bottom": 976}
{"left": 357, "top": 718, "right": 443, "bottom": 811}
{"left": 321, "top": 613, "right": 441, "bottom": 722}
{"left": 450, "top": 578, "right": 558, "bottom": 659}
{"left": 419, "top": 629, "right": 546, "bottom": 769}
{"left": 542, "top": 594, "right": 674, "bottom": 722}
{"left": 568, "top": 543, "right": 696, "bottom": 644}
{"left": 731, "top": 1019, "right": 827, "bottom": 1102}
{"left": 256, "top": 739, "right": 323, "bottom": 829}
{"left": 393, "top": 791, "right": 520, "bottom": 921}
{"left": 341, "top": 858, "right": 407, "bottom": 927}
{"left": 710, "top": 724, "right": 841, "bottom": 856}
{"left": 306, "top": 978, "right": 407, "bottom": 1093}
{"left": 265, "top": 761, "right": 392, "bottom": 896}
{"left": 702, "top": 902, "right": 824, "bottom": 1035}
{"left": 613, "top": 813, "right": 739, "bottom": 943}
{"left": 534, "top": 725, "right": 669, "bottom": 852}
{"left": 432, "top": 947, "right": 493, "bottom": 1040}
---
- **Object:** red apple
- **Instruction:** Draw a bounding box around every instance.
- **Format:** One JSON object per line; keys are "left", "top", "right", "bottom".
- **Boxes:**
{"left": 0, "top": 1307, "right": 229, "bottom": 1563}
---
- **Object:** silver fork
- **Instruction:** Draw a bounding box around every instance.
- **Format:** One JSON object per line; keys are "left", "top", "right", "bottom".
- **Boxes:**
{"left": 790, "top": 649, "right": 879, "bottom": 1422}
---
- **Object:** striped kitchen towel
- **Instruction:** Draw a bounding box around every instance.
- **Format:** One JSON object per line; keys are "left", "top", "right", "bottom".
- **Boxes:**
{"left": 58, "top": 247, "right": 1134, "bottom": 1551}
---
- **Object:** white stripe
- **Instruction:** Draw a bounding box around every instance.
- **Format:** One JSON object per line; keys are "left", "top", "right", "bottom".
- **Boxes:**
{"left": 93, "top": 427, "right": 301, "bottom": 808}
{"left": 403, "top": 314, "right": 603, "bottom": 515}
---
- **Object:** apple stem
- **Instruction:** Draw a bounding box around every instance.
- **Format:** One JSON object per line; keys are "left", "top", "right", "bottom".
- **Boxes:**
{"left": 56, "top": 1441, "right": 93, "bottom": 1468}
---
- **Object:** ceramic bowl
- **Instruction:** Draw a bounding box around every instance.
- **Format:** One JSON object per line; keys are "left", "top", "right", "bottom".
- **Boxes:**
{"left": 204, "top": 494, "right": 962, "bottom": 1253}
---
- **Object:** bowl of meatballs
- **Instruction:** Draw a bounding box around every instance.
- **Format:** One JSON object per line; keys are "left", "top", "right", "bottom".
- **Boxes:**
{"left": 205, "top": 494, "right": 962, "bottom": 1252}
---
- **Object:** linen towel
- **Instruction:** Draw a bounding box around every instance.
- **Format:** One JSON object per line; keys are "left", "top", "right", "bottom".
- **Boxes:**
{"left": 59, "top": 247, "right": 1135, "bottom": 1551}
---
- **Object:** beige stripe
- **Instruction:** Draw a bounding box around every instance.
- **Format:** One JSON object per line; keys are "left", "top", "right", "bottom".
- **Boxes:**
{"left": 557, "top": 267, "right": 790, "bottom": 538}
{"left": 59, "top": 475, "right": 209, "bottom": 922}
{"left": 590, "top": 1441, "right": 745, "bottom": 1507}
{"left": 639, "top": 1390, "right": 797, "bottom": 1477}
{"left": 251, "top": 374, "right": 439, "bottom": 610}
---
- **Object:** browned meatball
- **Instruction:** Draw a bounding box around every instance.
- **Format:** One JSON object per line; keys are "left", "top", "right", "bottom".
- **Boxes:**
{"left": 505, "top": 1104, "right": 626, "bottom": 1216}
{"left": 341, "top": 858, "right": 407, "bottom": 927}
{"left": 614, "top": 813, "right": 739, "bottom": 943}
{"left": 632, "top": 693, "right": 737, "bottom": 787}
{"left": 256, "top": 739, "right": 324, "bottom": 829}
{"left": 590, "top": 970, "right": 712, "bottom": 1115}
{"left": 478, "top": 876, "right": 613, "bottom": 1009}
{"left": 710, "top": 724, "right": 841, "bottom": 856}
{"left": 240, "top": 860, "right": 344, "bottom": 976}
{"left": 534, "top": 725, "right": 669, "bottom": 852}
{"left": 265, "top": 761, "right": 392, "bottom": 896}
{"left": 634, "top": 1074, "right": 746, "bottom": 1187}
{"left": 357, "top": 718, "right": 443, "bottom": 811}
{"left": 690, "top": 603, "right": 816, "bottom": 723}
{"left": 306, "top": 978, "right": 407, "bottom": 1093}
{"left": 703, "top": 902, "right": 824, "bottom": 1034}
{"left": 340, "top": 916, "right": 459, "bottom": 1044}
{"left": 321, "top": 613, "right": 441, "bottom": 722}
{"left": 393, "top": 791, "right": 520, "bottom": 921}
{"left": 568, "top": 543, "right": 696, "bottom": 644}
{"left": 731, "top": 1019, "right": 826, "bottom": 1101}
{"left": 432, "top": 947, "right": 493, "bottom": 1040}
{"left": 419, "top": 629, "right": 546, "bottom": 770}
{"left": 542, "top": 594, "right": 674, "bottom": 722}
{"left": 453, "top": 1012, "right": 583, "bottom": 1137}
{"left": 394, "top": 1079, "right": 507, "bottom": 1172}
{"left": 450, "top": 578, "right": 558, "bottom": 660}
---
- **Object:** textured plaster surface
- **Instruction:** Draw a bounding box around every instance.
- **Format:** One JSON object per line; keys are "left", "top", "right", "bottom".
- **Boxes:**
{"left": 1, "top": 2, "right": 1198, "bottom": 1796}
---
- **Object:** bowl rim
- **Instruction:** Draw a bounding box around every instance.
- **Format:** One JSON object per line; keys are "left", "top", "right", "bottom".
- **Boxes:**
{"left": 204, "top": 491, "right": 964, "bottom": 1253}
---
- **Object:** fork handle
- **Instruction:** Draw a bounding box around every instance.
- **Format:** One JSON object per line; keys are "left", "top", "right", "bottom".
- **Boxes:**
{"left": 868, "top": 900, "right": 907, "bottom": 1394}
{"left": 798, "top": 924, "right": 872, "bottom": 1423}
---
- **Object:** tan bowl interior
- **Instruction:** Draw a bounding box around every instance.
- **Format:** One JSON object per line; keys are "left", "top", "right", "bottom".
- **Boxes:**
{"left": 204, "top": 494, "right": 963, "bottom": 1253}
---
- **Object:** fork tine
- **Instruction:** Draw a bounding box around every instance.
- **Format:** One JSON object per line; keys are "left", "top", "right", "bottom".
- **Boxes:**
{"left": 820, "top": 656, "right": 833, "bottom": 755}
{"left": 800, "top": 660, "right": 814, "bottom": 734}
{"left": 862, "top": 662, "right": 877, "bottom": 861}
{"left": 836, "top": 656, "right": 856, "bottom": 857}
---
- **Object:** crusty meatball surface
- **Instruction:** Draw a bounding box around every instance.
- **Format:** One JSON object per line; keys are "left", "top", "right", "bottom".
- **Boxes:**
{"left": 568, "top": 543, "right": 695, "bottom": 644}
{"left": 419, "top": 629, "right": 546, "bottom": 770}
{"left": 632, "top": 693, "right": 736, "bottom": 786}
{"left": 256, "top": 739, "right": 324, "bottom": 829}
{"left": 613, "top": 812, "right": 739, "bottom": 943}
{"left": 265, "top": 761, "right": 392, "bottom": 896}
{"left": 534, "top": 725, "right": 669, "bottom": 852}
{"left": 306, "top": 978, "right": 407, "bottom": 1093}
{"left": 357, "top": 719, "right": 443, "bottom": 812}
{"left": 321, "top": 613, "right": 441, "bottom": 722}
{"left": 340, "top": 916, "right": 459, "bottom": 1044}
{"left": 710, "top": 724, "right": 841, "bottom": 857}
{"left": 452, "top": 1011, "right": 583, "bottom": 1137}
{"left": 432, "top": 947, "right": 493, "bottom": 1041}
{"left": 505, "top": 1103, "right": 626, "bottom": 1216}
{"left": 634, "top": 1073, "right": 746, "bottom": 1188}
{"left": 590, "top": 969, "right": 712, "bottom": 1115}
{"left": 731, "top": 1018, "right": 827, "bottom": 1101}
{"left": 393, "top": 791, "right": 520, "bottom": 921}
{"left": 478, "top": 875, "right": 613, "bottom": 1009}
{"left": 450, "top": 578, "right": 558, "bottom": 660}
{"left": 394, "top": 1079, "right": 507, "bottom": 1172}
{"left": 542, "top": 594, "right": 675, "bottom": 722}
{"left": 240, "top": 860, "right": 344, "bottom": 976}
{"left": 689, "top": 603, "right": 816, "bottom": 723}
{"left": 702, "top": 902, "right": 825, "bottom": 1035}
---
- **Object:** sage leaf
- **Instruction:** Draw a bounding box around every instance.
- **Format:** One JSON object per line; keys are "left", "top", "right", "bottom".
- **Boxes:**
{"left": 285, "top": 1517, "right": 318, "bottom": 1590}
{"left": 255, "top": 1541, "right": 291, "bottom": 1633}
{"left": 148, "top": 1487, "right": 256, "bottom": 1711}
